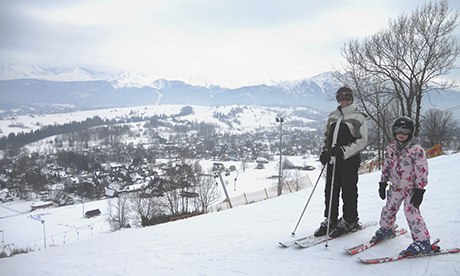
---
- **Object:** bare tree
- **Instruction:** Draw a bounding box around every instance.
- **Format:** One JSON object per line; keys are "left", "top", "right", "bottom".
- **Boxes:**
{"left": 290, "top": 169, "right": 303, "bottom": 192}
{"left": 420, "top": 108, "right": 457, "bottom": 147}
{"left": 130, "top": 192, "right": 165, "bottom": 227}
{"left": 161, "top": 161, "right": 199, "bottom": 215}
{"left": 162, "top": 166, "right": 182, "bottom": 216}
{"left": 195, "top": 173, "right": 220, "bottom": 213}
{"left": 340, "top": 0, "right": 459, "bottom": 137}
{"left": 107, "top": 194, "right": 131, "bottom": 231}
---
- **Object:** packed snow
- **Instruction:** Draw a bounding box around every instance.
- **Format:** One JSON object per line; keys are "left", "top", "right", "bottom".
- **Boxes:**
{"left": 1, "top": 153, "right": 460, "bottom": 275}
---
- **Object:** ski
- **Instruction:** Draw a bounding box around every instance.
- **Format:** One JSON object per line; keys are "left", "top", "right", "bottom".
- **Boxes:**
{"left": 279, "top": 233, "right": 325, "bottom": 248}
{"left": 358, "top": 239, "right": 460, "bottom": 264}
{"left": 345, "top": 227, "right": 408, "bottom": 255}
{"left": 293, "top": 221, "right": 378, "bottom": 248}
{"left": 279, "top": 234, "right": 323, "bottom": 248}
{"left": 294, "top": 235, "right": 332, "bottom": 248}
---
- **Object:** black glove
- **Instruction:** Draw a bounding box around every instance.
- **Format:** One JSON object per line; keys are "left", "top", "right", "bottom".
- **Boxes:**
{"left": 319, "top": 151, "right": 331, "bottom": 165}
{"left": 378, "top": 182, "right": 387, "bottom": 200}
{"left": 329, "top": 146, "right": 343, "bottom": 158}
{"left": 410, "top": 188, "right": 425, "bottom": 208}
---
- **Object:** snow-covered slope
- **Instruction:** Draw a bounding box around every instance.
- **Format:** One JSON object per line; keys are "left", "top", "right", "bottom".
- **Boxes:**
{"left": 1, "top": 153, "right": 459, "bottom": 275}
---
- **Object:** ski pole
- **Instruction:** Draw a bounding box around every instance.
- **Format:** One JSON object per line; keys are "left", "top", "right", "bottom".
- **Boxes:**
{"left": 291, "top": 164, "right": 326, "bottom": 236}
{"left": 325, "top": 157, "right": 337, "bottom": 248}
{"left": 325, "top": 116, "right": 342, "bottom": 248}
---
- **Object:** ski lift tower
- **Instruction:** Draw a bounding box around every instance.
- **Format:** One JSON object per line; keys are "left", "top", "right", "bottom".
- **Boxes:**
{"left": 212, "top": 163, "right": 236, "bottom": 209}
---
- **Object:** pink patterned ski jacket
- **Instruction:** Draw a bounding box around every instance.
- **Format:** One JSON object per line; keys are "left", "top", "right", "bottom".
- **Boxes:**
{"left": 380, "top": 138, "right": 428, "bottom": 190}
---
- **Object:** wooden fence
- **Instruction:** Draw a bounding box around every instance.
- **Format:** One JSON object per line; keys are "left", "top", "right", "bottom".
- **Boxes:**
{"left": 207, "top": 174, "right": 313, "bottom": 213}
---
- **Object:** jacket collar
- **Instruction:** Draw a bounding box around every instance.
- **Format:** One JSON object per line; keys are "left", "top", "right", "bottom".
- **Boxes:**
{"left": 337, "top": 103, "right": 356, "bottom": 115}
{"left": 395, "top": 136, "right": 420, "bottom": 150}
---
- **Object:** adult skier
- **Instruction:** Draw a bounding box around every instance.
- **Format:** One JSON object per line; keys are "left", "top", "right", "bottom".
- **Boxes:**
{"left": 314, "top": 86, "right": 368, "bottom": 238}
{"left": 371, "top": 116, "right": 432, "bottom": 256}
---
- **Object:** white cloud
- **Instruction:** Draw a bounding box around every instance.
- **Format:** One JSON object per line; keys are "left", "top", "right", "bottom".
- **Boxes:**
{"left": 1, "top": 0, "right": 459, "bottom": 88}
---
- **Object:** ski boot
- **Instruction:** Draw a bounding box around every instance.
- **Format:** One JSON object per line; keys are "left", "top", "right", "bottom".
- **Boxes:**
{"left": 370, "top": 227, "right": 393, "bottom": 243}
{"left": 329, "top": 217, "right": 360, "bottom": 238}
{"left": 399, "top": 240, "right": 432, "bottom": 256}
{"left": 313, "top": 218, "right": 337, "bottom": 237}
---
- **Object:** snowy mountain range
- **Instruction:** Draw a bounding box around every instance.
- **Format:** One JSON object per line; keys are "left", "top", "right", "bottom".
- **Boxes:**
{"left": 0, "top": 65, "right": 340, "bottom": 112}
{"left": 1, "top": 64, "right": 459, "bottom": 117}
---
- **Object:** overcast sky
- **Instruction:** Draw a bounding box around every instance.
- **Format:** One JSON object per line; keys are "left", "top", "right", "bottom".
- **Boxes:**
{"left": 1, "top": 0, "right": 460, "bottom": 88}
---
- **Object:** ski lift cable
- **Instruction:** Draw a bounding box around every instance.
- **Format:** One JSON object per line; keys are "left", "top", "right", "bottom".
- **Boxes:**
{"left": 442, "top": 104, "right": 460, "bottom": 112}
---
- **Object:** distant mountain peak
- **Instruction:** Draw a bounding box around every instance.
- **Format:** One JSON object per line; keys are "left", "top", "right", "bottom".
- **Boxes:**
{"left": 0, "top": 64, "right": 107, "bottom": 82}
{"left": 109, "top": 71, "right": 154, "bottom": 89}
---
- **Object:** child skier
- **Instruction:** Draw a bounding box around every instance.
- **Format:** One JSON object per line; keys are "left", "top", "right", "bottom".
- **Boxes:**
{"left": 371, "top": 116, "right": 432, "bottom": 256}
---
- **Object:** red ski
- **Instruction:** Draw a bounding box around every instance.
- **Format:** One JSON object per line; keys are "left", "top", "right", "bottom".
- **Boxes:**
{"left": 345, "top": 227, "right": 407, "bottom": 255}
{"left": 358, "top": 239, "right": 460, "bottom": 264}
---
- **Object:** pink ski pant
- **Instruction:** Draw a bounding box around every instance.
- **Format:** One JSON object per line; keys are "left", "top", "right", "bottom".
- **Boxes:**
{"left": 379, "top": 187, "right": 430, "bottom": 242}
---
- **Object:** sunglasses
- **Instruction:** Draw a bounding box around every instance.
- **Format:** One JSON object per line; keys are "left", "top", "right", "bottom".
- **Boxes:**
{"left": 393, "top": 127, "right": 411, "bottom": 135}
{"left": 336, "top": 92, "right": 353, "bottom": 102}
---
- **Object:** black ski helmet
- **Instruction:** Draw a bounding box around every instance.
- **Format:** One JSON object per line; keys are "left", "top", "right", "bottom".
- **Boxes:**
{"left": 392, "top": 116, "right": 414, "bottom": 139}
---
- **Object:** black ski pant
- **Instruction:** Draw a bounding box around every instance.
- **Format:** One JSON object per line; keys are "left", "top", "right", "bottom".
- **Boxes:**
{"left": 323, "top": 155, "right": 360, "bottom": 224}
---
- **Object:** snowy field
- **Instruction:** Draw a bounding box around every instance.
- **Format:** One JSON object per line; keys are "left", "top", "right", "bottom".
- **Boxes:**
{"left": 1, "top": 153, "right": 460, "bottom": 275}
{"left": 0, "top": 104, "right": 317, "bottom": 137}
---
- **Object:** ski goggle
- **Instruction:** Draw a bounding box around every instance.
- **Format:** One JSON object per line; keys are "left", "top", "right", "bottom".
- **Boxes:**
{"left": 336, "top": 92, "right": 353, "bottom": 102}
{"left": 393, "top": 127, "right": 412, "bottom": 135}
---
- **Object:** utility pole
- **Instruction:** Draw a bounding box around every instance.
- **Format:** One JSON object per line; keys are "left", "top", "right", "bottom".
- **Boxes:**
{"left": 276, "top": 117, "right": 284, "bottom": 196}
{"left": 42, "top": 220, "right": 46, "bottom": 248}
{"left": 30, "top": 215, "right": 47, "bottom": 248}
{"left": 0, "top": 229, "right": 4, "bottom": 251}
{"left": 82, "top": 197, "right": 85, "bottom": 218}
